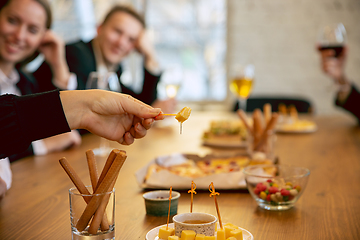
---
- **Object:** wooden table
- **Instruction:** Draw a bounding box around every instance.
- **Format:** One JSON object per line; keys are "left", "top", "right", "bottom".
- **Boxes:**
{"left": 1, "top": 112, "right": 360, "bottom": 240}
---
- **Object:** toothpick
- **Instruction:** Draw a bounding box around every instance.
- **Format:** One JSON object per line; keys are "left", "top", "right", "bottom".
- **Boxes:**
{"left": 188, "top": 181, "right": 197, "bottom": 213}
{"left": 166, "top": 186, "right": 173, "bottom": 230}
{"left": 209, "top": 182, "right": 223, "bottom": 229}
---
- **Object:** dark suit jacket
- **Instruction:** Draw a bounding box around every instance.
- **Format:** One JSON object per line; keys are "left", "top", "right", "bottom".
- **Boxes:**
{"left": 335, "top": 85, "right": 360, "bottom": 123}
{"left": 34, "top": 40, "right": 161, "bottom": 105}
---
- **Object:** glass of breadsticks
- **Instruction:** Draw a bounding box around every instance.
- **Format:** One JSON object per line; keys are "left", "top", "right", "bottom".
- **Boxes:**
{"left": 237, "top": 103, "right": 278, "bottom": 161}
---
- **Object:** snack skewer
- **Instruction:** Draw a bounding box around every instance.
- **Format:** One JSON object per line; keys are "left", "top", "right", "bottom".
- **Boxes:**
{"left": 209, "top": 182, "right": 223, "bottom": 229}
{"left": 188, "top": 181, "right": 197, "bottom": 213}
{"left": 166, "top": 187, "right": 173, "bottom": 230}
{"left": 159, "top": 107, "right": 192, "bottom": 134}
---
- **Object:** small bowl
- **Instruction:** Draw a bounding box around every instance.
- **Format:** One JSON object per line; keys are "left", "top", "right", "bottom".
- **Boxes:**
{"left": 243, "top": 164, "right": 310, "bottom": 210}
{"left": 143, "top": 190, "right": 180, "bottom": 216}
{"left": 172, "top": 212, "right": 217, "bottom": 237}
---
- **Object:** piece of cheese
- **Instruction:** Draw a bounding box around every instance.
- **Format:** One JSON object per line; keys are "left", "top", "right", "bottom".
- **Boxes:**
{"left": 224, "top": 225, "right": 237, "bottom": 239}
{"left": 180, "top": 230, "right": 196, "bottom": 240}
{"left": 195, "top": 234, "right": 205, "bottom": 240}
{"left": 216, "top": 229, "right": 226, "bottom": 240}
{"left": 204, "top": 236, "right": 215, "bottom": 240}
{"left": 230, "top": 229, "right": 243, "bottom": 240}
{"left": 158, "top": 226, "right": 175, "bottom": 239}
{"left": 175, "top": 107, "right": 191, "bottom": 123}
{"left": 168, "top": 236, "right": 179, "bottom": 240}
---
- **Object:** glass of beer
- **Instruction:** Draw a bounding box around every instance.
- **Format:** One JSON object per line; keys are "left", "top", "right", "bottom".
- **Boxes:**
{"left": 317, "top": 23, "right": 347, "bottom": 57}
{"left": 229, "top": 64, "right": 255, "bottom": 111}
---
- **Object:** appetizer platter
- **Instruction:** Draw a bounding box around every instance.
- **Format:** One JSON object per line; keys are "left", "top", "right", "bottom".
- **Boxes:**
{"left": 276, "top": 104, "right": 317, "bottom": 133}
{"left": 135, "top": 153, "right": 273, "bottom": 190}
{"left": 146, "top": 183, "right": 254, "bottom": 240}
{"left": 202, "top": 120, "right": 248, "bottom": 148}
{"left": 146, "top": 223, "right": 254, "bottom": 240}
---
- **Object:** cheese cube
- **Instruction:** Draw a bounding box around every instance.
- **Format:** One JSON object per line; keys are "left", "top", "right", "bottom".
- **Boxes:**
{"left": 180, "top": 230, "right": 196, "bottom": 240}
{"left": 204, "top": 236, "right": 215, "bottom": 240}
{"left": 224, "top": 225, "right": 237, "bottom": 239}
{"left": 158, "top": 226, "right": 174, "bottom": 239}
{"left": 226, "top": 237, "right": 237, "bottom": 240}
{"left": 224, "top": 223, "right": 238, "bottom": 228}
{"left": 230, "top": 229, "right": 243, "bottom": 240}
{"left": 175, "top": 107, "right": 191, "bottom": 123}
{"left": 216, "top": 229, "right": 226, "bottom": 240}
{"left": 195, "top": 234, "right": 205, "bottom": 240}
{"left": 168, "top": 236, "right": 179, "bottom": 240}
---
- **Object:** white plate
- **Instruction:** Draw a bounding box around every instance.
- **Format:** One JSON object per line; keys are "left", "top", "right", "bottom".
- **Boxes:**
{"left": 202, "top": 138, "right": 247, "bottom": 148}
{"left": 276, "top": 125, "right": 317, "bottom": 133}
{"left": 146, "top": 223, "right": 254, "bottom": 240}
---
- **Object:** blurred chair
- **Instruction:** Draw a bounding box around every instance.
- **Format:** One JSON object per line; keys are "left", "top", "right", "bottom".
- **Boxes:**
{"left": 233, "top": 96, "right": 313, "bottom": 113}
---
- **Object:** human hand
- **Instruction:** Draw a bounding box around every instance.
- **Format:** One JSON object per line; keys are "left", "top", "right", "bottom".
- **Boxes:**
{"left": 38, "top": 30, "right": 65, "bottom": 67}
{"left": 152, "top": 98, "right": 178, "bottom": 114}
{"left": 0, "top": 177, "right": 6, "bottom": 201}
{"left": 42, "top": 130, "right": 82, "bottom": 154}
{"left": 135, "top": 30, "right": 160, "bottom": 73}
{"left": 319, "top": 46, "right": 348, "bottom": 84}
{"left": 60, "top": 90, "right": 164, "bottom": 145}
{"left": 38, "top": 30, "right": 71, "bottom": 89}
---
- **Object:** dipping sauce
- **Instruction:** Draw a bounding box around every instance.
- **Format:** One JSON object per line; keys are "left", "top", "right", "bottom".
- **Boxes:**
{"left": 182, "top": 220, "right": 211, "bottom": 224}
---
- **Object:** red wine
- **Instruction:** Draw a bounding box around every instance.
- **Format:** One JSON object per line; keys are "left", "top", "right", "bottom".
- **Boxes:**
{"left": 318, "top": 45, "right": 344, "bottom": 57}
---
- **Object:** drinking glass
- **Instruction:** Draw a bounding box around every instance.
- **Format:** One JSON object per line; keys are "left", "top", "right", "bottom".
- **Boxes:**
{"left": 317, "top": 23, "right": 347, "bottom": 57}
{"left": 86, "top": 72, "right": 120, "bottom": 156}
{"left": 317, "top": 23, "right": 347, "bottom": 91}
{"left": 162, "top": 66, "right": 183, "bottom": 99}
{"left": 229, "top": 64, "right": 255, "bottom": 112}
{"left": 69, "top": 186, "right": 115, "bottom": 240}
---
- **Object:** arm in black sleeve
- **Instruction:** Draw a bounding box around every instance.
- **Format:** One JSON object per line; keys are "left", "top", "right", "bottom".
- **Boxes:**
{"left": 335, "top": 85, "right": 360, "bottom": 123}
{"left": 0, "top": 90, "right": 70, "bottom": 158}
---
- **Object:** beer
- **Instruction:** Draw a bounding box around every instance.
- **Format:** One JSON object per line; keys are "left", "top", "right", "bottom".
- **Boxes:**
{"left": 229, "top": 78, "right": 253, "bottom": 99}
{"left": 166, "top": 84, "right": 180, "bottom": 98}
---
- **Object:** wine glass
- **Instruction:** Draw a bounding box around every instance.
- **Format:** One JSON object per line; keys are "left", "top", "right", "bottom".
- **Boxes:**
{"left": 317, "top": 23, "right": 347, "bottom": 57}
{"left": 229, "top": 64, "right": 255, "bottom": 112}
{"left": 162, "top": 65, "right": 183, "bottom": 99}
{"left": 316, "top": 23, "right": 347, "bottom": 91}
{"left": 86, "top": 72, "right": 120, "bottom": 156}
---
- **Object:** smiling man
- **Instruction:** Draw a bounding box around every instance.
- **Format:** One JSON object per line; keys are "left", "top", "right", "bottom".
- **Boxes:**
{"left": 34, "top": 5, "right": 171, "bottom": 107}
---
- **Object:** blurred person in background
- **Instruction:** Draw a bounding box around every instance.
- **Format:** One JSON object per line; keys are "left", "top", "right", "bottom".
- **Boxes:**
{"left": 34, "top": 4, "right": 176, "bottom": 113}
{"left": 0, "top": 0, "right": 83, "bottom": 195}
{"left": 0, "top": 0, "right": 82, "bottom": 163}
{"left": 319, "top": 46, "right": 360, "bottom": 123}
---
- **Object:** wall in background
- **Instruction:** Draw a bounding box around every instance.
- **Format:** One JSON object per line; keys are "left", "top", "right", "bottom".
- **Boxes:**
{"left": 227, "top": 0, "right": 360, "bottom": 115}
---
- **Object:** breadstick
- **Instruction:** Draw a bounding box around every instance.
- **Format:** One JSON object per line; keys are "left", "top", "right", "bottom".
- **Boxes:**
{"left": 86, "top": 149, "right": 112, "bottom": 231}
{"left": 88, "top": 172, "right": 120, "bottom": 234}
{"left": 289, "top": 105, "right": 298, "bottom": 121}
{"left": 95, "top": 149, "right": 120, "bottom": 192}
{"left": 86, "top": 149, "right": 99, "bottom": 192}
{"left": 263, "top": 103, "right": 272, "bottom": 125}
{"left": 90, "top": 150, "right": 126, "bottom": 233}
{"left": 59, "top": 157, "right": 92, "bottom": 203}
{"left": 76, "top": 151, "right": 127, "bottom": 232}
{"left": 255, "top": 113, "right": 279, "bottom": 151}
{"left": 252, "top": 109, "right": 263, "bottom": 149}
{"left": 278, "top": 103, "right": 287, "bottom": 115}
{"left": 236, "top": 109, "right": 253, "bottom": 135}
